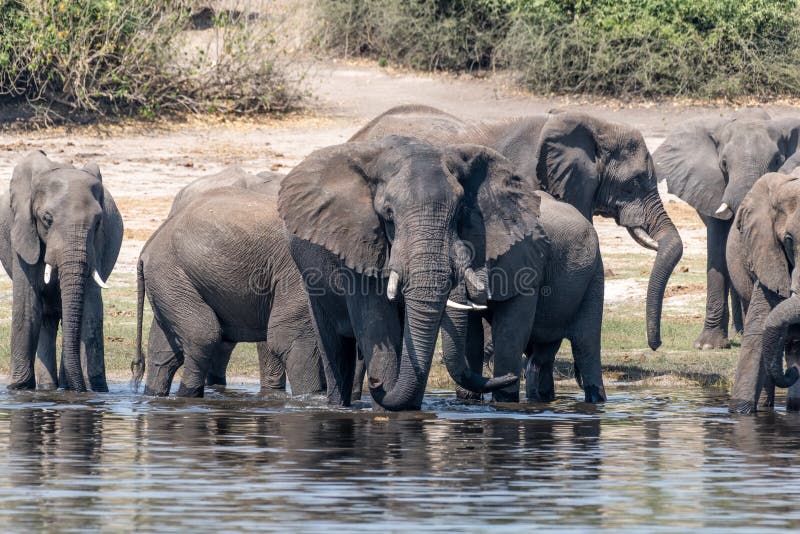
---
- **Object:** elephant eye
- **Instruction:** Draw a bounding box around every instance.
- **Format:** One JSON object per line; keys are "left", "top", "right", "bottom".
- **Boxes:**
{"left": 41, "top": 212, "right": 53, "bottom": 228}
{"left": 720, "top": 159, "right": 728, "bottom": 173}
{"left": 774, "top": 154, "right": 785, "bottom": 168}
{"left": 384, "top": 206, "right": 394, "bottom": 221}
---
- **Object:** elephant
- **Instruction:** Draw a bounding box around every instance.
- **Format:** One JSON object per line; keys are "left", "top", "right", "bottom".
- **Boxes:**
{"left": 654, "top": 109, "right": 800, "bottom": 350}
{"left": 130, "top": 185, "right": 326, "bottom": 397}
{"left": 0, "top": 151, "right": 123, "bottom": 391}
{"left": 441, "top": 191, "right": 606, "bottom": 403}
{"left": 278, "top": 136, "right": 541, "bottom": 410}
{"left": 351, "top": 105, "right": 683, "bottom": 352}
{"left": 725, "top": 172, "right": 800, "bottom": 413}
{"left": 138, "top": 166, "right": 299, "bottom": 392}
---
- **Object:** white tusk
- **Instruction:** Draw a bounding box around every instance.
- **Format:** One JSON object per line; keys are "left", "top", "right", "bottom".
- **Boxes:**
{"left": 387, "top": 270, "right": 399, "bottom": 301}
{"left": 93, "top": 270, "right": 109, "bottom": 289}
{"left": 632, "top": 227, "right": 659, "bottom": 251}
{"left": 715, "top": 203, "right": 730, "bottom": 215}
{"left": 446, "top": 299, "right": 488, "bottom": 311}
{"left": 44, "top": 263, "right": 52, "bottom": 284}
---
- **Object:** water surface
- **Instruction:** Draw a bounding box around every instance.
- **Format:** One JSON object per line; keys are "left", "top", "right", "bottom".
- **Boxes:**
{"left": 0, "top": 384, "right": 798, "bottom": 532}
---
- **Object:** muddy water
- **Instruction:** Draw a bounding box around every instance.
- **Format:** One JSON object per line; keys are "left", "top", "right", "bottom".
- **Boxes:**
{"left": 0, "top": 385, "right": 798, "bottom": 532}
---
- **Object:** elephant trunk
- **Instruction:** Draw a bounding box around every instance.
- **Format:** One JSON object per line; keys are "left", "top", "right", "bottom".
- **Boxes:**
{"left": 59, "top": 242, "right": 89, "bottom": 392}
{"left": 369, "top": 242, "right": 449, "bottom": 411}
{"left": 762, "top": 295, "right": 800, "bottom": 389}
{"left": 642, "top": 193, "right": 683, "bottom": 350}
{"left": 440, "top": 280, "right": 517, "bottom": 393}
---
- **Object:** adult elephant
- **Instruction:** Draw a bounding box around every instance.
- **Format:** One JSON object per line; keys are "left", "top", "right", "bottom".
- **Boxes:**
{"left": 278, "top": 136, "right": 542, "bottom": 410}
{"left": 654, "top": 109, "right": 800, "bottom": 350}
{"left": 442, "top": 191, "right": 606, "bottom": 403}
{"left": 351, "top": 105, "right": 682, "bottom": 352}
{"left": 130, "top": 185, "right": 325, "bottom": 397}
{"left": 141, "top": 166, "right": 293, "bottom": 391}
{"left": 725, "top": 172, "right": 800, "bottom": 413}
{"left": 0, "top": 150, "right": 123, "bottom": 391}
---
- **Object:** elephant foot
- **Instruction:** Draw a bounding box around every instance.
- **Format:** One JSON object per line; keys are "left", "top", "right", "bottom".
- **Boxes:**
{"left": 787, "top": 397, "right": 800, "bottom": 412}
{"left": 36, "top": 379, "right": 58, "bottom": 391}
{"left": 89, "top": 375, "right": 108, "bottom": 393}
{"left": 729, "top": 398, "right": 756, "bottom": 414}
{"left": 584, "top": 384, "right": 607, "bottom": 403}
{"left": 8, "top": 376, "right": 36, "bottom": 390}
{"left": 176, "top": 383, "right": 205, "bottom": 398}
{"left": 206, "top": 373, "right": 227, "bottom": 387}
{"left": 455, "top": 385, "right": 482, "bottom": 401}
{"left": 492, "top": 389, "right": 520, "bottom": 403}
{"left": 694, "top": 328, "right": 731, "bottom": 350}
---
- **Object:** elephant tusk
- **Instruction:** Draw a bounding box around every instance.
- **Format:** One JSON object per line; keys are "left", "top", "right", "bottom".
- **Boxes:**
{"left": 715, "top": 203, "right": 730, "bottom": 216}
{"left": 93, "top": 270, "right": 110, "bottom": 289}
{"left": 446, "top": 299, "right": 488, "bottom": 311}
{"left": 44, "top": 263, "right": 52, "bottom": 284}
{"left": 387, "top": 270, "right": 400, "bottom": 301}
{"left": 632, "top": 227, "right": 659, "bottom": 251}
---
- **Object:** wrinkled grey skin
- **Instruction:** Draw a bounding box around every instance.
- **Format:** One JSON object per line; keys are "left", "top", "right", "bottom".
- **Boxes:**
{"left": 280, "top": 136, "right": 541, "bottom": 410}
{"left": 351, "top": 105, "right": 682, "bottom": 352}
{"left": 131, "top": 184, "right": 325, "bottom": 397}
{"left": 349, "top": 105, "right": 678, "bottom": 402}
{"left": 441, "top": 192, "right": 606, "bottom": 403}
{"left": 140, "top": 166, "right": 301, "bottom": 392}
{"left": 725, "top": 173, "right": 800, "bottom": 414}
{"left": 0, "top": 151, "right": 123, "bottom": 391}
{"left": 655, "top": 109, "right": 800, "bottom": 350}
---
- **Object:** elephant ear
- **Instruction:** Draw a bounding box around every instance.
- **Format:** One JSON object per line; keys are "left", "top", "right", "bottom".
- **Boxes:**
{"left": 653, "top": 117, "right": 732, "bottom": 217}
{"left": 447, "top": 144, "right": 545, "bottom": 262}
{"left": 737, "top": 172, "right": 796, "bottom": 297}
{"left": 534, "top": 113, "right": 601, "bottom": 219}
{"left": 10, "top": 150, "right": 53, "bottom": 265}
{"left": 279, "top": 140, "right": 392, "bottom": 276}
{"left": 773, "top": 117, "right": 800, "bottom": 161}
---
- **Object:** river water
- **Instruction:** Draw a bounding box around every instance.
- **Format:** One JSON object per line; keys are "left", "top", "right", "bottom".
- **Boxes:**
{"left": 0, "top": 383, "right": 798, "bottom": 532}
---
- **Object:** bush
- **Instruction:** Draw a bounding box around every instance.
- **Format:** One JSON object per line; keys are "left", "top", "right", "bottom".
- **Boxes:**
{"left": 316, "top": 0, "right": 800, "bottom": 99}
{"left": 0, "top": 0, "right": 302, "bottom": 122}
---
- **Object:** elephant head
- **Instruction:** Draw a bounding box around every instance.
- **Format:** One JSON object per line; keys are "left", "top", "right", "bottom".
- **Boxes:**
{"left": 736, "top": 172, "right": 800, "bottom": 404}
{"left": 9, "top": 150, "right": 121, "bottom": 391}
{"left": 655, "top": 109, "right": 800, "bottom": 219}
{"left": 536, "top": 112, "right": 683, "bottom": 349}
{"left": 279, "top": 136, "right": 542, "bottom": 410}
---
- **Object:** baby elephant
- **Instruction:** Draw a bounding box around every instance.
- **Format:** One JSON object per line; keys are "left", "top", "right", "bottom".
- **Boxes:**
{"left": 0, "top": 151, "right": 123, "bottom": 391}
{"left": 131, "top": 184, "right": 325, "bottom": 397}
{"left": 727, "top": 172, "right": 800, "bottom": 413}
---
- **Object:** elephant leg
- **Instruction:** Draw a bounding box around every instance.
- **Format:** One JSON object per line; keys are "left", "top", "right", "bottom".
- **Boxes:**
{"left": 730, "top": 284, "right": 776, "bottom": 413}
{"left": 762, "top": 376, "right": 776, "bottom": 408}
{"left": 80, "top": 284, "right": 108, "bottom": 392}
{"left": 696, "top": 216, "right": 732, "bottom": 350}
{"left": 569, "top": 262, "right": 606, "bottom": 403}
{"left": 352, "top": 352, "right": 366, "bottom": 401}
{"left": 490, "top": 294, "right": 538, "bottom": 403}
{"left": 730, "top": 287, "right": 745, "bottom": 336}
{"left": 455, "top": 312, "right": 486, "bottom": 401}
{"left": 144, "top": 318, "right": 182, "bottom": 397}
{"left": 9, "top": 261, "right": 42, "bottom": 390}
{"left": 305, "top": 296, "right": 354, "bottom": 406}
{"left": 206, "top": 342, "right": 235, "bottom": 388}
{"left": 35, "top": 313, "right": 59, "bottom": 390}
{"left": 525, "top": 340, "right": 561, "bottom": 403}
{"left": 258, "top": 341, "right": 286, "bottom": 392}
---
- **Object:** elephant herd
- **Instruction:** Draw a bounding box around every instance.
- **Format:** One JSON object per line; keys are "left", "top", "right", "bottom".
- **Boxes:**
{"left": 3, "top": 106, "right": 800, "bottom": 414}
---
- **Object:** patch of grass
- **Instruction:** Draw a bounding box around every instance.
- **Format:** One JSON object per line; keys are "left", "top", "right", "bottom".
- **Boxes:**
{"left": 0, "top": 1, "right": 303, "bottom": 124}
{"left": 315, "top": 0, "right": 800, "bottom": 99}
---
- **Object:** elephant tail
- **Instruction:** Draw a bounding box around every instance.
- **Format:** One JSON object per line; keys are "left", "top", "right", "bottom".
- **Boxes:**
{"left": 131, "top": 258, "right": 146, "bottom": 391}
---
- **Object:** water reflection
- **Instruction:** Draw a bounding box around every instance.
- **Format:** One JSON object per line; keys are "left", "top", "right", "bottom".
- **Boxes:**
{"left": 0, "top": 386, "right": 798, "bottom": 530}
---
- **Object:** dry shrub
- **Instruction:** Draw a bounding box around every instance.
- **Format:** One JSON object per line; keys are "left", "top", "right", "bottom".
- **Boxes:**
{"left": 0, "top": 0, "right": 304, "bottom": 123}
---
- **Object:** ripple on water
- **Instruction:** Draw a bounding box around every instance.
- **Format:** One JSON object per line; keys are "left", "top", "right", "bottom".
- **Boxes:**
{"left": 0, "top": 382, "right": 798, "bottom": 531}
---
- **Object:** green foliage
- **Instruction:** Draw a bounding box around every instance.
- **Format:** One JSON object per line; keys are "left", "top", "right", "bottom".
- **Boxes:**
{"left": 0, "top": 1, "right": 302, "bottom": 122}
{"left": 316, "top": 0, "right": 800, "bottom": 98}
